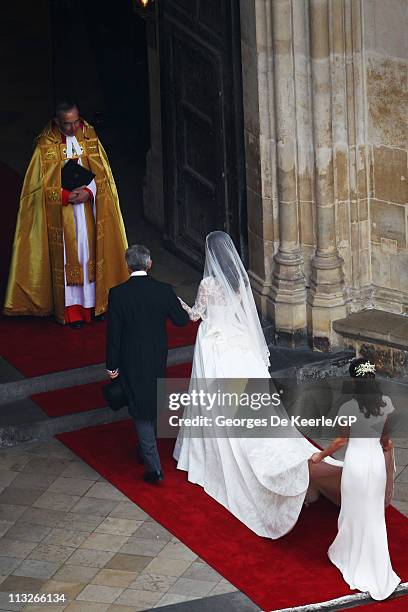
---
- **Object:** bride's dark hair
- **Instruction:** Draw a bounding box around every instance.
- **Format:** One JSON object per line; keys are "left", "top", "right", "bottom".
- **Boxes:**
{"left": 206, "top": 231, "right": 243, "bottom": 293}
{"left": 349, "top": 357, "right": 386, "bottom": 418}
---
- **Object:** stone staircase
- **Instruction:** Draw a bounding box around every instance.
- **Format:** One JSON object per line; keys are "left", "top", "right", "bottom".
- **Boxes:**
{"left": 0, "top": 319, "right": 355, "bottom": 447}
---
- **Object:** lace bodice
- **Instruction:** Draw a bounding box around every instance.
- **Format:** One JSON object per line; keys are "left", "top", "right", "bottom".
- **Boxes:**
{"left": 179, "top": 276, "right": 229, "bottom": 321}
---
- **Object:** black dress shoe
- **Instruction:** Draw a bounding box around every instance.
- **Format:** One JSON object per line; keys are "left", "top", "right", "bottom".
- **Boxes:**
{"left": 69, "top": 321, "right": 84, "bottom": 329}
{"left": 94, "top": 313, "right": 106, "bottom": 321}
{"left": 143, "top": 470, "right": 164, "bottom": 484}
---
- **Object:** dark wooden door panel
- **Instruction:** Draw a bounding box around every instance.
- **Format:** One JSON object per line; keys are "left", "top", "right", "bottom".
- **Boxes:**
{"left": 160, "top": 0, "right": 246, "bottom": 267}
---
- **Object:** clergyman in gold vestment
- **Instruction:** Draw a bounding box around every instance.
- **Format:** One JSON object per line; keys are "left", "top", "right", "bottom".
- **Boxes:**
{"left": 3, "top": 101, "right": 129, "bottom": 326}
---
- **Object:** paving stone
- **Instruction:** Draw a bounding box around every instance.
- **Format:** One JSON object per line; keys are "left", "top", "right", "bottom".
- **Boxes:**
{"left": 0, "top": 538, "right": 37, "bottom": 559}
{"left": 91, "top": 569, "right": 139, "bottom": 588}
{"left": 19, "top": 508, "right": 68, "bottom": 528}
{"left": 0, "top": 471, "right": 18, "bottom": 490}
{"left": 70, "top": 498, "right": 117, "bottom": 517}
{"left": 0, "top": 452, "right": 32, "bottom": 472}
{"left": 5, "top": 522, "right": 51, "bottom": 543}
{"left": 65, "top": 549, "right": 115, "bottom": 569}
{"left": 107, "top": 605, "right": 139, "bottom": 612}
{"left": 22, "top": 457, "right": 72, "bottom": 476}
{"left": 395, "top": 467, "right": 408, "bottom": 484}
{"left": 85, "top": 483, "right": 127, "bottom": 502}
{"left": 168, "top": 577, "right": 217, "bottom": 597}
{"left": 0, "top": 591, "right": 21, "bottom": 610}
{"left": 153, "top": 593, "right": 192, "bottom": 608}
{"left": 13, "top": 559, "right": 60, "bottom": 580}
{"left": 0, "top": 574, "right": 46, "bottom": 594}
{"left": 27, "top": 440, "right": 77, "bottom": 460}
{"left": 129, "top": 572, "right": 177, "bottom": 593}
{"left": 60, "top": 512, "right": 105, "bottom": 532}
{"left": 40, "top": 579, "right": 85, "bottom": 600}
{"left": 132, "top": 521, "right": 173, "bottom": 542}
{"left": 142, "top": 557, "right": 193, "bottom": 578}
{"left": 394, "top": 447, "right": 408, "bottom": 466}
{"left": 80, "top": 533, "right": 129, "bottom": 553}
{"left": 114, "top": 588, "right": 162, "bottom": 609}
{"left": 393, "top": 482, "right": 408, "bottom": 502}
{"left": 392, "top": 499, "right": 408, "bottom": 516}
{"left": 0, "top": 557, "right": 21, "bottom": 576}
{"left": 11, "top": 472, "right": 57, "bottom": 490}
{"left": 52, "top": 565, "right": 100, "bottom": 584}
{"left": 0, "top": 520, "right": 14, "bottom": 538}
{"left": 65, "top": 602, "right": 110, "bottom": 611}
{"left": 0, "top": 504, "right": 27, "bottom": 524}
{"left": 43, "top": 528, "right": 90, "bottom": 548}
{"left": 48, "top": 477, "right": 94, "bottom": 497}
{"left": 33, "top": 491, "right": 80, "bottom": 512}
{"left": 60, "top": 462, "right": 100, "bottom": 481}
{"left": 181, "top": 561, "right": 223, "bottom": 583}
{"left": 95, "top": 517, "right": 142, "bottom": 537}
{"left": 109, "top": 503, "right": 147, "bottom": 521}
{"left": 105, "top": 554, "right": 153, "bottom": 573}
{"left": 119, "top": 537, "right": 167, "bottom": 557}
{"left": 0, "top": 487, "right": 44, "bottom": 507}
{"left": 76, "top": 584, "right": 124, "bottom": 604}
{"left": 157, "top": 541, "right": 198, "bottom": 562}
{"left": 209, "top": 579, "right": 238, "bottom": 595}
{"left": 28, "top": 544, "right": 75, "bottom": 565}
{"left": 394, "top": 438, "right": 408, "bottom": 449}
{"left": 21, "top": 605, "right": 67, "bottom": 611}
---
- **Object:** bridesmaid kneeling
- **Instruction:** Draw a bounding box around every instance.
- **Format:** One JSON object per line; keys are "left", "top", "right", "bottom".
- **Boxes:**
{"left": 311, "top": 357, "right": 400, "bottom": 601}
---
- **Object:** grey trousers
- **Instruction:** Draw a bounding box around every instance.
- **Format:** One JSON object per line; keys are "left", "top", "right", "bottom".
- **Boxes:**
{"left": 133, "top": 419, "right": 161, "bottom": 472}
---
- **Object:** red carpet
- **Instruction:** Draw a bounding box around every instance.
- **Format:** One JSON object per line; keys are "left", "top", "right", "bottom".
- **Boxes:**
{"left": 33, "top": 362, "right": 193, "bottom": 417}
{"left": 0, "top": 161, "right": 22, "bottom": 307}
{"left": 356, "top": 595, "right": 408, "bottom": 610}
{"left": 58, "top": 420, "right": 408, "bottom": 610}
{"left": 0, "top": 317, "right": 199, "bottom": 377}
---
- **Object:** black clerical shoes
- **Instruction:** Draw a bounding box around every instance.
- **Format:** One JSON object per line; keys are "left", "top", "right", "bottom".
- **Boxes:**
{"left": 143, "top": 470, "right": 164, "bottom": 484}
{"left": 69, "top": 321, "right": 84, "bottom": 329}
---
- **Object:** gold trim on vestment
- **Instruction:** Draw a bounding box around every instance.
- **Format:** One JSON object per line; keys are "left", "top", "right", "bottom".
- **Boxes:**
{"left": 3, "top": 120, "right": 129, "bottom": 323}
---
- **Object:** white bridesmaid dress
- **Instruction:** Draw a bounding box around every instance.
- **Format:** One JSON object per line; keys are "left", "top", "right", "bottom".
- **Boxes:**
{"left": 328, "top": 396, "right": 400, "bottom": 600}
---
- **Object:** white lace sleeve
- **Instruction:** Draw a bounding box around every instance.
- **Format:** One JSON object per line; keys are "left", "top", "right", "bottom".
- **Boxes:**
{"left": 178, "top": 279, "right": 210, "bottom": 321}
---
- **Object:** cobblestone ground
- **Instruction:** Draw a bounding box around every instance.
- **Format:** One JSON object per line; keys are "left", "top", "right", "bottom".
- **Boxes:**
{"left": 0, "top": 439, "right": 237, "bottom": 611}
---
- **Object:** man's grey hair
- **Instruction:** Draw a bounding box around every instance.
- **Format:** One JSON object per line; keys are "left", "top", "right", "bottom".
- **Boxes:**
{"left": 125, "top": 245, "right": 151, "bottom": 271}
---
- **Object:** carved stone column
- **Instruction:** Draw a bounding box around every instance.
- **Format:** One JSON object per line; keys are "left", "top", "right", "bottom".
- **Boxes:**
{"left": 269, "top": 0, "right": 307, "bottom": 345}
{"left": 307, "top": 0, "right": 347, "bottom": 350}
{"left": 239, "top": 0, "right": 276, "bottom": 316}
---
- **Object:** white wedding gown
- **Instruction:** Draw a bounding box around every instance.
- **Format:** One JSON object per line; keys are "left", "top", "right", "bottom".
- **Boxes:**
{"left": 328, "top": 397, "right": 400, "bottom": 600}
{"left": 173, "top": 276, "right": 343, "bottom": 539}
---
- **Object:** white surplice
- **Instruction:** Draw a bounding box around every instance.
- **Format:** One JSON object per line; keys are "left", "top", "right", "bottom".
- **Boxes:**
{"left": 63, "top": 135, "right": 97, "bottom": 308}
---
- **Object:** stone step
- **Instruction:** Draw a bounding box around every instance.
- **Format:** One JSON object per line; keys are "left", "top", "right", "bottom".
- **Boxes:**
{"left": 0, "top": 321, "right": 275, "bottom": 403}
{"left": 0, "top": 344, "right": 194, "bottom": 404}
{"left": 0, "top": 345, "right": 354, "bottom": 447}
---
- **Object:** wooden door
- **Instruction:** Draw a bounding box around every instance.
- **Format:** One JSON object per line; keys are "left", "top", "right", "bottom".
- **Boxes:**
{"left": 159, "top": 0, "right": 247, "bottom": 267}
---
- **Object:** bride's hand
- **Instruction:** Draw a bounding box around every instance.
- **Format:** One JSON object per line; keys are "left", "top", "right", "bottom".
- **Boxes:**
{"left": 310, "top": 451, "right": 324, "bottom": 464}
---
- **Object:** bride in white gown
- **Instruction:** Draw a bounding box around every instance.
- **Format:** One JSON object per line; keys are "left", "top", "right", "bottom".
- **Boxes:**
{"left": 173, "top": 231, "right": 343, "bottom": 539}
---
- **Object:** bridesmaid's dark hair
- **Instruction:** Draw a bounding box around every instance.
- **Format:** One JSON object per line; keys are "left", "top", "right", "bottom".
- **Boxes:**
{"left": 349, "top": 357, "right": 386, "bottom": 418}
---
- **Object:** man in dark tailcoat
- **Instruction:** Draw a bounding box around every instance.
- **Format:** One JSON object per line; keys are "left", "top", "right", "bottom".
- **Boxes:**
{"left": 106, "top": 245, "right": 190, "bottom": 483}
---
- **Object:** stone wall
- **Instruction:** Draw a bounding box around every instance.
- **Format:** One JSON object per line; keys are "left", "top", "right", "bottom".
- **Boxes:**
{"left": 240, "top": 0, "right": 408, "bottom": 349}
{"left": 364, "top": 0, "right": 408, "bottom": 313}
